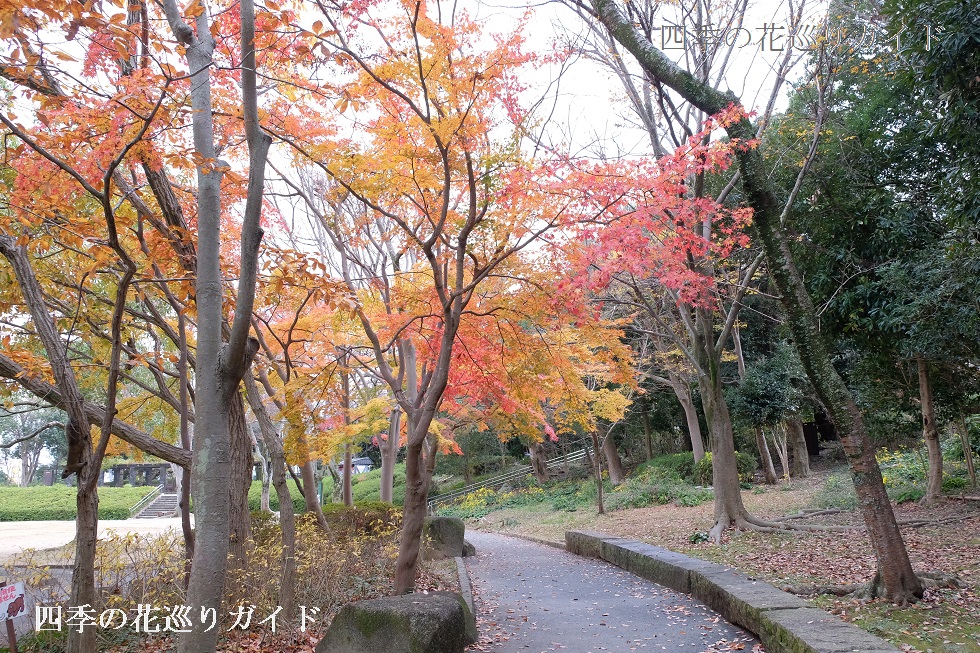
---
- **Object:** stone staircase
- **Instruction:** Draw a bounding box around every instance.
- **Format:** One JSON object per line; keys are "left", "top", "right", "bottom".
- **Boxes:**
{"left": 135, "top": 492, "right": 179, "bottom": 518}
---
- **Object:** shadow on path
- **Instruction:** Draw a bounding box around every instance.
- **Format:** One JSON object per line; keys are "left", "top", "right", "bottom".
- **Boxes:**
{"left": 464, "top": 531, "right": 762, "bottom": 653}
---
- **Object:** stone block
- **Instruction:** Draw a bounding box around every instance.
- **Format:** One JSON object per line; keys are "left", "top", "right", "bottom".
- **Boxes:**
{"left": 758, "top": 607, "right": 900, "bottom": 653}
{"left": 315, "top": 593, "right": 467, "bottom": 653}
{"left": 565, "top": 530, "right": 617, "bottom": 558}
{"left": 599, "top": 539, "right": 724, "bottom": 594}
{"left": 689, "top": 567, "right": 807, "bottom": 633}
{"left": 423, "top": 516, "right": 465, "bottom": 560}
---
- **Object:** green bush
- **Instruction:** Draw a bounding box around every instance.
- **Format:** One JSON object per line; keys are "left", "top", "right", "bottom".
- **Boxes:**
{"left": 942, "top": 475, "right": 969, "bottom": 491}
{"left": 247, "top": 478, "right": 306, "bottom": 514}
{"left": 606, "top": 468, "right": 713, "bottom": 511}
{"left": 815, "top": 472, "right": 858, "bottom": 509}
{"left": 889, "top": 486, "right": 924, "bottom": 504}
{"left": 0, "top": 485, "right": 156, "bottom": 521}
{"left": 642, "top": 453, "right": 696, "bottom": 481}
{"left": 546, "top": 481, "right": 589, "bottom": 512}
{"left": 693, "top": 452, "right": 758, "bottom": 486}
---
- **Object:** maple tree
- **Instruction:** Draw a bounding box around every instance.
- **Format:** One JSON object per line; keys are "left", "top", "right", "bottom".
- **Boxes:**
{"left": 265, "top": 0, "right": 651, "bottom": 593}
{"left": 556, "top": 0, "right": 823, "bottom": 539}
{"left": 560, "top": 108, "right": 769, "bottom": 540}
{"left": 0, "top": 3, "right": 195, "bottom": 650}
{"left": 0, "top": 0, "right": 294, "bottom": 648}
{"left": 583, "top": 0, "right": 924, "bottom": 603}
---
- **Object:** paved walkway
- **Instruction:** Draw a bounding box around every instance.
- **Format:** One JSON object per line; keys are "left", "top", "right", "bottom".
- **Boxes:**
{"left": 0, "top": 517, "right": 189, "bottom": 559}
{"left": 464, "top": 531, "right": 761, "bottom": 653}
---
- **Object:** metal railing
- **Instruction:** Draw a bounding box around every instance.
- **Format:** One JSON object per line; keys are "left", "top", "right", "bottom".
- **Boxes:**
{"left": 427, "top": 441, "right": 592, "bottom": 512}
{"left": 128, "top": 484, "right": 164, "bottom": 518}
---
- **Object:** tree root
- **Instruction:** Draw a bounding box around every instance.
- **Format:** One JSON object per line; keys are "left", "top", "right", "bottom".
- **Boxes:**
{"left": 708, "top": 511, "right": 812, "bottom": 541}
{"left": 742, "top": 513, "right": 859, "bottom": 533}
{"left": 896, "top": 515, "right": 973, "bottom": 528}
{"left": 781, "top": 572, "right": 959, "bottom": 599}
{"left": 708, "top": 511, "right": 863, "bottom": 541}
{"left": 777, "top": 509, "right": 845, "bottom": 521}
{"left": 717, "top": 510, "right": 968, "bottom": 535}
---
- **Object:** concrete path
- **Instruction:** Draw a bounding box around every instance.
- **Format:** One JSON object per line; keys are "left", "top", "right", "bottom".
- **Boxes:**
{"left": 0, "top": 517, "right": 190, "bottom": 559}
{"left": 464, "top": 531, "right": 762, "bottom": 653}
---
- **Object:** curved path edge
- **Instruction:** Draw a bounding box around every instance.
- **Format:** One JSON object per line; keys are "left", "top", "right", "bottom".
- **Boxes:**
{"left": 564, "top": 530, "right": 899, "bottom": 653}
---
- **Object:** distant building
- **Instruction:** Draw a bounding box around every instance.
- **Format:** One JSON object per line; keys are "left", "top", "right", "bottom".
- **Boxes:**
{"left": 337, "top": 457, "right": 374, "bottom": 475}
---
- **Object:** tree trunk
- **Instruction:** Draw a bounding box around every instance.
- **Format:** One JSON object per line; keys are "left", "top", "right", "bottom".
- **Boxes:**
{"left": 20, "top": 447, "right": 31, "bottom": 487}
{"left": 243, "top": 374, "right": 296, "bottom": 621}
{"left": 755, "top": 426, "right": 778, "bottom": 484}
{"left": 787, "top": 416, "right": 811, "bottom": 478}
{"left": 165, "top": 0, "right": 271, "bottom": 645}
{"left": 393, "top": 428, "right": 437, "bottom": 593}
{"left": 590, "top": 431, "right": 605, "bottom": 514}
{"left": 343, "top": 444, "right": 354, "bottom": 506}
{"left": 670, "top": 374, "right": 706, "bottom": 461}
{"left": 587, "top": 0, "right": 924, "bottom": 604}
{"left": 301, "top": 460, "right": 329, "bottom": 528}
{"left": 529, "top": 440, "right": 551, "bottom": 483}
{"left": 641, "top": 403, "right": 654, "bottom": 460}
{"left": 260, "top": 462, "right": 271, "bottom": 512}
{"left": 326, "top": 462, "right": 342, "bottom": 503}
{"left": 771, "top": 424, "right": 790, "bottom": 481}
{"left": 177, "top": 458, "right": 194, "bottom": 587}
{"left": 957, "top": 418, "right": 976, "bottom": 488}
{"left": 917, "top": 355, "right": 943, "bottom": 504}
{"left": 177, "top": 311, "right": 195, "bottom": 577}
{"left": 228, "top": 391, "right": 253, "bottom": 572}
{"left": 600, "top": 424, "right": 625, "bottom": 485}
{"left": 73, "top": 465, "right": 100, "bottom": 653}
{"left": 379, "top": 408, "right": 401, "bottom": 503}
{"left": 341, "top": 361, "right": 353, "bottom": 506}
{"left": 248, "top": 425, "right": 271, "bottom": 512}
{"left": 0, "top": 236, "right": 98, "bottom": 653}
{"left": 701, "top": 376, "right": 751, "bottom": 542}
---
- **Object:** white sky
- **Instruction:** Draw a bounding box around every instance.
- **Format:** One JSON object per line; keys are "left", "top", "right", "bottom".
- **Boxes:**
{"left": 468, "top": 0, "right": 832, "bottom": 157}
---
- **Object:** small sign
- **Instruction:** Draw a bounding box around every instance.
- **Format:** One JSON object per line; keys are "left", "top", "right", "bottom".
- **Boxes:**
{"left": 1, "top": 583, "right": 26, "bottom": 620}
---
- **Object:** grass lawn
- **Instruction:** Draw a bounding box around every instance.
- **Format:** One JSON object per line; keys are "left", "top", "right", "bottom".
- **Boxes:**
{"left": 0, "top": 485, "right": 157, "bottom": 520}
{"left": 456, "top": 464, "right": 980, "bottom": 653}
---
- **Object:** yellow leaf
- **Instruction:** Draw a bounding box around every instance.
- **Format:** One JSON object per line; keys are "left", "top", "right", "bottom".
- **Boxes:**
{"left": 185, "top": 0, "right": 205, "bottom": 19}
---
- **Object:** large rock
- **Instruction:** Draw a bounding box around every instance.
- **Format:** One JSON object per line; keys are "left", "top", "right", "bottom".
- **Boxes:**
{"left": 423, "top": 516, "right": 465, "bottom": 560}
{"left": 315, "top": 593, "right": 468, "bottom": 653}
{"left": 432, "top": 591, "right": 477, "bottom": 646}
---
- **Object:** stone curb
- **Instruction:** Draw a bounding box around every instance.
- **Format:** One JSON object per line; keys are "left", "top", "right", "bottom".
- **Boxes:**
{"left": 454, "top": 556, "right": 475, "bottom": 618}
{"left": 496, "top": 532, "right": 566, "bottom": 550}
{"left": 564, "top": 530, "right": 900, "bottom": 653}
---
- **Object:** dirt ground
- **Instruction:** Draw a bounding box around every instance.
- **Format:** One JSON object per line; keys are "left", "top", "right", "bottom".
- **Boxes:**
{"left": 478, "top": 469, "right": 980, "bottom": 653}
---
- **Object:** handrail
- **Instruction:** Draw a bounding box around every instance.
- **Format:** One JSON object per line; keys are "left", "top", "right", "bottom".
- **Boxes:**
{"left": 427, "top": 441, "right": 592, "bottom": 511}
{"left": 128, "top": 484, "right": 164, "bottom": 518}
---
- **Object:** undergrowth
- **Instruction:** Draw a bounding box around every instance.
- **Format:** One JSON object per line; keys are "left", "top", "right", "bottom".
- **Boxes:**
{"left": 816, "top": 437, "right": 977, "bottom": 509}
{"left": 2, "top": 504, "right": 418, "bottom": 652}
{"left": 437, "top": 452, "right": 732, "bottom": 519}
